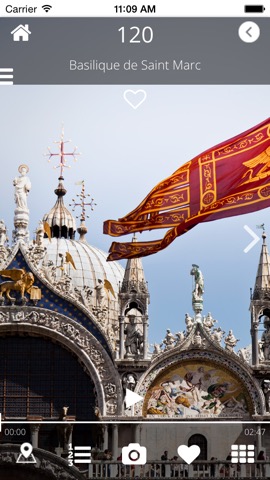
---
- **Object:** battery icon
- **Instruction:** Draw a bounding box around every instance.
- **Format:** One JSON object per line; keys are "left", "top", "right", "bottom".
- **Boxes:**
{"left": 244, "top": 5, "right": 265, "bottom": 12}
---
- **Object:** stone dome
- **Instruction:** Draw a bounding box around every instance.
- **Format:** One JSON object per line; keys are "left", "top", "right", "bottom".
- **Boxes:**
{"left": 43, "top": 237, "right": 124, "bottom": 294}
{"left": 39, "top": 175, "right": 124, "bottom": 334}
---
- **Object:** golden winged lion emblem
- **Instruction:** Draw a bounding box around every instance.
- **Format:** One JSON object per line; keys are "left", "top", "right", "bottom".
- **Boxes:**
{"left": 241, "top": 147, "right": 270, "bottom": 184}
{"left": 0, "top": 268, "right": 35, "bottom": 301}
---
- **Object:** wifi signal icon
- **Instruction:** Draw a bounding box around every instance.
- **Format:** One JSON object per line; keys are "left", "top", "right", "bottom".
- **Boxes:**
{"left": 42, "top": 4, "right": 52, "bottom": 12}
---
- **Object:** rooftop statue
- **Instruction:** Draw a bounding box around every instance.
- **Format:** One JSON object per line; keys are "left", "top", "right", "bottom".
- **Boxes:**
{"left": 13, "top": 164, "right": 31, "bottom": 211}
{"left": 185, "top": 313, "right": 194, "bottom": 334}
{"left": 0, "top": 220, "right": 8, "bottom": 246}
{"left": 224, "top": 330, "right": 240, "bottom": 352}
{"left": 203, "top": 312, "right": 217, "bottom": 331}
{"left": 162, "top": 328, "right": 176, "bottom": 350}
{"left": 190, "top": 264, "right": 204, "bottom": 300}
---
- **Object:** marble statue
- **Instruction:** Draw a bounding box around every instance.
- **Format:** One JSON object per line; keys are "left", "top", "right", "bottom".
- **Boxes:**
{"left": 261, "top": 323, "right": 270, "bottom": 360}
{"left": 13, "top": 164, "right": 31, "bottom": 210}
{"left": 0, "top": 220, "right": 8, "bottom": 246}
{"left": 224, "top": 330, "right": 239, "bottom": 352}
{"left": 262, "top": 379, "right": 270, "bottom": 413}
{"left": 185, "top": 313, "right": 194, "bottom": 334}
{"left": 95, "top": 279, "right": 106, "bottom": 307}
{"left": 190, "top": 264, "right": 204, "bottom": 300}
{"left": 203, "top": 312, "right": 217, "bottom": 331}
{"left": 212, "top": 327, "right": 225, "bottom": 344}
{"left": 162, "top": 329, "right": 176, "bottom": 350}
{"left": 124, "top": 314, "right": 143, "bottom": 356}
{"left": 152, "top": 343, "right": 162, "bottom": 355}
{"left": 122, "top": 373, "right": 137, "bottom": 391}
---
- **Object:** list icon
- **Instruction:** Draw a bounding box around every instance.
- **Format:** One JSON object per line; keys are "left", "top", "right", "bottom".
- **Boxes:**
{"left": 68, "top": 444, "right": 92, "bottom": 465}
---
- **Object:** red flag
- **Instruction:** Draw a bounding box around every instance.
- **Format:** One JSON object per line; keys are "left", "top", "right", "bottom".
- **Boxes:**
{"left": 104, "top": 118, "right": 270, "bottom": 260}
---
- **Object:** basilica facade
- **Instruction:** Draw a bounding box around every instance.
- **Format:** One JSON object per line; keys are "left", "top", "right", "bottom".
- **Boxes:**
{"left": 0, "top": 143, "right": 270, "bottom": 478}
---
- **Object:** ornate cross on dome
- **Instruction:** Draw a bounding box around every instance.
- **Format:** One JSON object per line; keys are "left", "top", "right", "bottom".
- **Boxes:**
{"left": 70, "top": 180, "right": 97, "bottom": 222}
{"left": 44, "top": 126, "right": 81, "bottom": 179}
{"left": 257, "top": 223, "right": 265, "bottom": 234}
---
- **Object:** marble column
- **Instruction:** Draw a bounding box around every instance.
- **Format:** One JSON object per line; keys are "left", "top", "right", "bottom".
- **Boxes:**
{"left": 112, "top": 424, "right": 119, "bottom": 459}
{"left": 103, "top": 425, "right": 109, "bottom": 450}
{"left": 134, "top": 423, "right": 141, "bottom": 443}
{"left": 119, "top": 316, "right": 125, "bottom": 359}
{"left": 256, "top": 425, "right": 262, "bottom": 452}
{"left": 252, "top": 323, "right": 259, "bottom": 366}
{"left": 66, "top": 424, "right": 73, "bottom": 449}
{"left": 30, "top": 424, "right": 40, "bottom": 448}
{"left": 142, "top": 315, "right": 149, "bottom": 360}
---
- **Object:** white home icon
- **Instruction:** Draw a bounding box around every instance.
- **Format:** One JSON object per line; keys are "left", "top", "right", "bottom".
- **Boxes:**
{"left": 11, "top": 24, "right": 31, "bottom": 42}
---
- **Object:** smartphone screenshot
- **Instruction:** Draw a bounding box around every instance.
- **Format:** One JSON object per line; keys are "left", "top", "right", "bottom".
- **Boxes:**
{"left": 0, "top": 1, "right": 270, "bottom": 478}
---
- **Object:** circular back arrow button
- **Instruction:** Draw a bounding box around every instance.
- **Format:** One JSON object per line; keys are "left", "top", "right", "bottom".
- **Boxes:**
{"left": 239, "top": 21, "right": 260, "bottom": 43}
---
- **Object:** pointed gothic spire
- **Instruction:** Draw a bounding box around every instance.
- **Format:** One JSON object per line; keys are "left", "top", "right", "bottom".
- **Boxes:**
{"left": 253, "top": 231, "right": 270, "bottom": 296}
{"left": 121, "top": 235, "right": 148, "bottom": 294}
{"left": 250, "top": 227, "right": 270, "bottom": 366}
{"left": 119, "top": 235, "right": 150, "bottom": 361}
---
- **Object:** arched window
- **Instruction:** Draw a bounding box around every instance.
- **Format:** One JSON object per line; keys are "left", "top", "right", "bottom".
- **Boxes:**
{"left": 188, "top": 434, "right": 207, "bottom": 460}
{"left": 0, "top": 336, "right": 96, "bottom": 420}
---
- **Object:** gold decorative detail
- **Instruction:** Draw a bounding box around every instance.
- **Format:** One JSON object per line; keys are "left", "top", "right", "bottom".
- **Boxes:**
{"left": 0, "top": 268, "right": 35, "bottom": 301}
{"left": 30, "top": 286, "right": 42, "bottom": 300}
{"left": 43, "top": 221, "right": 52, "bottom": 241}
{"left": 104, "top": 279, "right": 116, "bottom": 299}
{"left": 258, "top": 186, "right": 270, "bottom": 199}
{"left": 202, "top": 192, "right": 215, "bottom": 205}
{"left": 241, "top": 147, "right": 270, "bottom": 184}
{"left": 199, "top": 155, "right": 217, "bottom": 208}
{"left": 65, "top": 252, "right": 76, "bottom": 270}
{"left": 58, "top": 252, "right": 76, "bottom": 271}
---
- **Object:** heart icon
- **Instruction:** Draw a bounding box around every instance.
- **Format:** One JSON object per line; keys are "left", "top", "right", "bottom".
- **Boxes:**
{"left": 123, "top": 89, "right": 147, "bottom": 109}
{"left": 177, "top": 445, "right": 201, "bottom": 464}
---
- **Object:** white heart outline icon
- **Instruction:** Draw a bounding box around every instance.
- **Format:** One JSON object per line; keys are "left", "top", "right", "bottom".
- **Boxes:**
{"left": 177, "top": 445, "right": 201, "bottom": 464}
{"left": 123, "top": 89, "right": 147, "bottom": 110}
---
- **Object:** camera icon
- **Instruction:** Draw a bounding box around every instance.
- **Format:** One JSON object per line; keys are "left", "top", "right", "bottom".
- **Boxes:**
{"left": 122, "top": 443, "right": 147, "bottom": 465}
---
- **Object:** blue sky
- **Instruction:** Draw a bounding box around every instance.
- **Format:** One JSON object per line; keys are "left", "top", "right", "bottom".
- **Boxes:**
{"left": 1, "top": 85, "right": 270, "bottom": 349}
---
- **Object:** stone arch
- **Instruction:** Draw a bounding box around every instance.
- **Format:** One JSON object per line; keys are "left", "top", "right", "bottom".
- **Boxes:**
{"left": 257, "top": 306, "right": 270, "bottom": 322}
{"left": 188, "top": 434, "right": 207, "bottom": 460}
{"left": 182, "top": 425, "right": 212, "bottom": 449}
{"left": 121, "top": 298, "right": 146, "bottom": 316}
{"left": 134, "top": 350, "right": 264, "bottom": 418}
{"left": 0, "top": 306, "right": 121, "bottom": 417}
{"left": 252, "top": 305, "right": 270, "bottom": 324}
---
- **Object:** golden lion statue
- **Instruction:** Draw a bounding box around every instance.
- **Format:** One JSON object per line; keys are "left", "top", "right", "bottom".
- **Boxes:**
{"left": 0, "top": 268, "right": 35, "bottom": 301}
